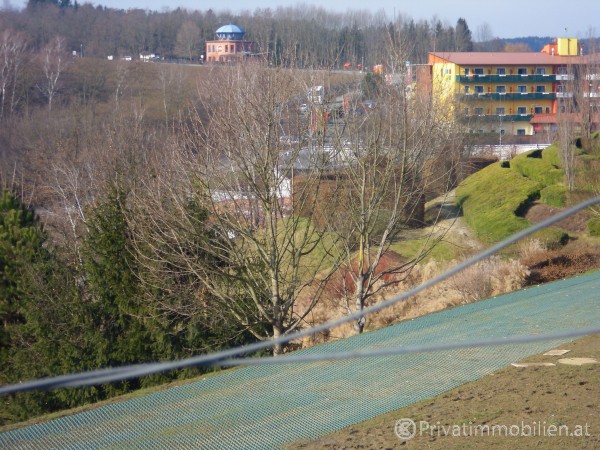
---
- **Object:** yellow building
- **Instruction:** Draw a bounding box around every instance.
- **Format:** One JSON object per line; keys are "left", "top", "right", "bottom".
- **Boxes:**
{"left": 428, "top": 38, "right": 599, "bottom": 137}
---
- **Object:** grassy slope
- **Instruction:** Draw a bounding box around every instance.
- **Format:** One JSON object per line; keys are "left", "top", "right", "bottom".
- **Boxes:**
{"left": 456, "top": 145, "right": 569, "bottom": 245}
{"left": 457, "top": 162, "right": 541, "bottom": 243}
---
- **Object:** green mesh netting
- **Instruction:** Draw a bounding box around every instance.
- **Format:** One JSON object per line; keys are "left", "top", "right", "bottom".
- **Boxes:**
{"left": 1, "top": 272, "right": 599, "bottom": 449}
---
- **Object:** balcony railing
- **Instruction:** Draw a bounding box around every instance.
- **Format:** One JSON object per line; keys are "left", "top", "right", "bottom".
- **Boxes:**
{"left": 555, "top": 74, "right": 574, "bottom": 81}
{"left": 456, "top": 74, "right": 556, "bottom": 83}
{"left": 459, "top": 92, "right": 557, "bottom": 101}
{"left": 460, "top": 114, "right": 534, "bottom": 123}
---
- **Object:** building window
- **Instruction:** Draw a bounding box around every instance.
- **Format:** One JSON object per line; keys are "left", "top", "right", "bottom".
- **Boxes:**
{"left": 517, "top": 129, "right": 526, "bottom": 135}
{"left": 474, "top": 85, "right": 484, "bottom": 94}
{"left": 534, "top": 106, "right": 543, "bottom": 114}
{"left": 496, "top": 107, "right": 506, "bottom": 115}
{"left": 464, "top": 68, "right": 470, "bottom": 76}
{"left": 475, "top": 107, "right": 484, "bottom": 116}
{"left": 518, "top": 67, "right": 528, "bottom": 75}
{"left": 557, "top": 66, "right": 568, "bottom": 75}
{"left": 557, "top": 84, "right": 565, "bottom": 92}
{"left": 517, "top": 106, "right": 527, "bottom": 114}
{"left": 496, "top": 67, "right": 506, "bottom": 75}
{"left": 536, "top": 67, "right": 547, "bottom": 75}
{"left": 546, "top": 107, "right": 551, "bottom": 113}
{"left": 474, "top": 67, "right": 484, "bottom": 75}
{"left": 536, "top": 85, "right": 546, "bottom": 93}
{"left": 464, "top": 85, "right": 470, "bottom": 94}
{"left": 518, "top": 85, "right": 527, "bottom": 93}
{"left": 496, "top": 85, "right": 506, "bottom": 93}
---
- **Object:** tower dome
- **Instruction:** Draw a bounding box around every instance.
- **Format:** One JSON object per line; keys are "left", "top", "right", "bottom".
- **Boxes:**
{"left": 216, "top": 24, "right": 245, "bottom": 41}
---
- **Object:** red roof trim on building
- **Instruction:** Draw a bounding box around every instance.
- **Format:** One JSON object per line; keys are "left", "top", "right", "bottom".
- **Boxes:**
{"left": 428, "top": 52, "right": 600, "bottom": 66}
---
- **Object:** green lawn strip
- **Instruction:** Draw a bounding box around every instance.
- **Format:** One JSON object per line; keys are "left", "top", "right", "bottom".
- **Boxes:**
{"left": 390, "top": 238, "right": 459, "bottom": 263}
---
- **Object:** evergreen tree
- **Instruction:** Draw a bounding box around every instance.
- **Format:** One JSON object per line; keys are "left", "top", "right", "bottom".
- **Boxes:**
{"left": 0, "top": 188, "right": 66, "bottom": 423}
{"left": 0, "top": 189, "right": 44, "bottom": 359}
{"left": 455, "top": 18, "right": 474, "bottom": 52}
{"left": 83, "top": 188, "right": 149, "bottom": 369}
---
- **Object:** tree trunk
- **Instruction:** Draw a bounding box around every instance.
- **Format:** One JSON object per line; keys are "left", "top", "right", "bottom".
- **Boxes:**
{"left": 272, "top": 322, "right": 283, "bottom": 356}
{"left": 354, "top": 274, "right": 366, "bottom": 334}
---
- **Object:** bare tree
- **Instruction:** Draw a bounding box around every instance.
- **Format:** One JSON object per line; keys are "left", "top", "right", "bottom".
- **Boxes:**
{"left": 0, "top": 29, "right": 28, "bottom": 119}
{"left": 475, "top": 22, "right": 494, "bottom": 45}
{"left": 129, "top": 63, "right": 341, "bottom": 355}
{"left": 38, "top": 36, "right": 67, "bottom": 111}
{"left": 325, "top": 36, "right": 463, "bottom": 334}
{"left": 157, "top": 63, "right": 186, "bottom": 128}
{"left": 557, "top": 39, "right": 600, "bottom": 191}
{"left": 113, "top": 60, "right": 129, "bottom": 112}
{"left": 557, "top": 83, "right": 578, "bottom": 191}
{"left": 175, "top": 20, "right": 201, "bottom": 61}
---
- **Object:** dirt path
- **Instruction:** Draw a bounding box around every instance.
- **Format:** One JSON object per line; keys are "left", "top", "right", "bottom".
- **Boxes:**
{"left": 420, "top": 190, "right": 483, "bottom": 253}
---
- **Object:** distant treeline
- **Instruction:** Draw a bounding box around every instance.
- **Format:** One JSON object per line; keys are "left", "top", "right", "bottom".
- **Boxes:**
{"left": 1, "top": 1, "right": 480, "bottom": 67}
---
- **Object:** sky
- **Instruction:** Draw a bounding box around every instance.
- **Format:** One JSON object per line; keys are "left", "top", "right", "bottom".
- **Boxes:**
{"left": 5, "top": 0, "right": 600, "bottom": 40}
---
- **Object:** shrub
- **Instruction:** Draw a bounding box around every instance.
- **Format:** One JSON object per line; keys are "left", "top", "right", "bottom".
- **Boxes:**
{"left": 540, "top": 185, "right": 568, "bottom": 207}
{"left": 587, "top": 217, "right": 600, "bottom": 237}
{"left": 518, "top": 238, "right": 547, "bottom": 260}
{"left": 511, "top": 148, "right": 564, "bottom": 186}
{"left": 523, "top": 243, "right": 600, "bottom": 285}
{"left": 530, "top": 227, "right": 569, "bottom": 249}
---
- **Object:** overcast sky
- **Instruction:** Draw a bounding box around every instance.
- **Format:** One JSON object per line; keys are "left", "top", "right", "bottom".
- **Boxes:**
{"left": 5, "top": 0, "right": 599, "bottom": 39}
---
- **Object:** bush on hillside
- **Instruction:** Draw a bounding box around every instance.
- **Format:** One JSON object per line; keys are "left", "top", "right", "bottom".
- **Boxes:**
{"left": 511, "top": 147, "right": 563, "bottom": 186}
{"left": 540, "top": 185, "right": 568, "bottom": 207}
{"left": 523, "top": 243, "right": 600, "bottom": 285}
{"left": 530, "top": 227, "right": 569, "bottom": 249}
{"left": 587, "top": 217, "right": 600, "bottom": 237}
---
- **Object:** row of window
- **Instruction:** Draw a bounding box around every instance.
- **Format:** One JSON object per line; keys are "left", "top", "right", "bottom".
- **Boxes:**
{"left": 465, "top": 106, "right": 551, "bottom": 115}
{"left": 472, "top": 128, "right": 528, "bottom": 135}
{"left": 464, "top": 85, "right": 552, "bottom": 94}
{"left": 464, "top": 67, "right": 557, "bottom": 76}
{"left": 207, "top": 43, "right": 243, "bottom": 53}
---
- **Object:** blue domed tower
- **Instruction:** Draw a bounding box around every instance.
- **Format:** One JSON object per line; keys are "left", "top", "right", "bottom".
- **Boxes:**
{"left": 205, "top": 24, "right": 255, "bottom": 63}
{"left": 215, "top": 24, "right": 245, "bottom": 41}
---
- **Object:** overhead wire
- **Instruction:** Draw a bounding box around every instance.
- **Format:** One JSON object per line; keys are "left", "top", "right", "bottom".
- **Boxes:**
{"left": 1, "top": 196, "right": 599, "bottom": 395}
